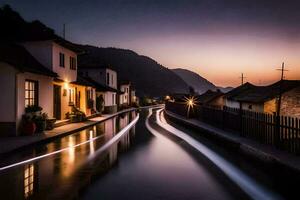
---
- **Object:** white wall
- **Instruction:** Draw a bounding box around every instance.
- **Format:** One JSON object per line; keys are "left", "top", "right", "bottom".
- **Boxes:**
{"left": 103, "top": 91, "right": 116, "bottom": 106}
{"left": 0, "top": 62, "right": 17, "bottom": 122}
{"left": 131, "top": 90, "right": 136, "bottom": 103}
{"left": 241, "top": 102, "right": 264, "bottom": 112}
{"left": 23, "top": 41, "right": 77, "bottom": 82}
{"left": 224, "top": 99, "right": 240, "bottom": 109}
{"left": 106, "top": 69, "right": 117, "bottom": 89}
{"left": 81, "top": 68, "right": 117, "bottom": 89}
{"left": 52, "top": 42, "right": 77, "bottom": 82}
{"left": 120, "top": 85, "right": 130, "bottom": 104}
{"left": 16, "top": 72, "right": 54, "bottom": 130}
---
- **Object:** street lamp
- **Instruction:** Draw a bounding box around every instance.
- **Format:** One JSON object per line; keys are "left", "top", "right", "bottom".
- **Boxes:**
{"left": 184, "top": 96, "right": 197, "bottom": 118}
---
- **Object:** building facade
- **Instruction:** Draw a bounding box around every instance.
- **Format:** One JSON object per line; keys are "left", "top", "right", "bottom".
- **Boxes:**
{"left": 78, "top": 67, "right": 118, "bottom": 113}
{"left": 224, "top": 80, "right": 300, "bottom": 117}
{"left": 23, "top": 40, "right": 97, "bottom": 120}
{"left": 0, "top": 44, "right": 57, "bottom": 136}
{"left": 119, "top": 82, "right": 131, "bottom": 106}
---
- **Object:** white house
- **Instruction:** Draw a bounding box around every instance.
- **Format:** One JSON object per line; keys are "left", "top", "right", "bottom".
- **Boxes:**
{"left": 0, "top": 43, "right": 57, "bottom": 136}
{"left": 78, "top": 66, "right": 119, "bottom": 113}
{"left": 119, "top": 81, "right": 131, "bottom": 106}
{"left": 22, "top": 38, "right": 97, "bottom": 120}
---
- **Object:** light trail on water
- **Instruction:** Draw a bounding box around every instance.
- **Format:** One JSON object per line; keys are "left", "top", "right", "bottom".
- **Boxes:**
{"left": 146, "top": 108, "right": 281, "bottom": 200}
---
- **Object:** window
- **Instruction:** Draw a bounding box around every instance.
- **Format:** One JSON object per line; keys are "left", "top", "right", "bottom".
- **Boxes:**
{"left": 25, "top": 80, "right": 38, "bottom": 107}
{"left": 59, "top": 52, "right": 65, "bottom": 67}
{"left": 248, "top": 105, "right": 252, "bottom": 110}
{"left": 24, "top": 164, "right": 34, "bottom": 198}
{"left": 69, "top": 57, "right": 77, "bottom": 70}
{"left": 112, "top": 93, "right": 115, "bottom": 105}
{"left": 106, "top": 72, "right": 110, "bottom": 85}
{"left": 68, "top": 89, "right": 75, "bottom": 105}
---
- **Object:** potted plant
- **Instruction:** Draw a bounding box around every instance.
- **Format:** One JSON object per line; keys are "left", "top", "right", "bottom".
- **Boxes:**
{"left": 46, "top": 117, "right": 56, "bottom": 130}
{"left": 22, "top": 114, "right": 36, "bottom": 135}
{"left": 25, "top": 105, "right": 42, "bottom": 115}
{"left": 33, "top": 112, "right": 48, "bottom": 133}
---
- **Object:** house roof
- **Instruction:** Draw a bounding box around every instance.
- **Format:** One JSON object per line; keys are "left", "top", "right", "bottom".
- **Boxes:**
{"left": 119, "top": 80, "right": 131, "bottom": 86}
{"left": 24, "top": 37, "right": 84, "bottom": 54}
{"left": 81, "top": 76, "right": 122, "bottom": 93}
{"left": 196, "top": 90, "right": 224, "bottom": 104}
{"left": 225, "top": 80, "right": 300, "bottom": 103}
{"left": 71, "top": 75, "right": 95, "bottom": 87}
{"left": 0, "top": 43, "right": 57, "bottom": 77}
{"left": 78, "top": 63, "right": 115, "bottom": 71}
{"left": 224, "top": 82, "right": 256, "bottom": 100}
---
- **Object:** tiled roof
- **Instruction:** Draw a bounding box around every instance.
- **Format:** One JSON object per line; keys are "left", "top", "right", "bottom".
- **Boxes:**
{"left": 225, "top": 80, "right": 300, "bottom": 103}
{"left": 0, "top": 43, "right": 57, "bottom": 77}
{"left": 196, "top": 90, "right": 224, "bottom": 104}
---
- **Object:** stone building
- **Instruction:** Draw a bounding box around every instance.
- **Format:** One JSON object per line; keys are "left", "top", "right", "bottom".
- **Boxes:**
{"left": 224, "top": 80, "right": 300, "bottom": 118}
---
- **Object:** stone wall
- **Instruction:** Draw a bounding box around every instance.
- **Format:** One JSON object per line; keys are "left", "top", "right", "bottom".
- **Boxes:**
{"left": 264, "top": 99, "right": 276, "bottom": 114}
{"left": 281, "top": 86, "right": 300, "bottom": 118}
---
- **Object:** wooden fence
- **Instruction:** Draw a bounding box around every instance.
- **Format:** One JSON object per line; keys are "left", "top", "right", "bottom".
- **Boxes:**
{"left": 165, "top": 102, "right": 300, "bottom": 155}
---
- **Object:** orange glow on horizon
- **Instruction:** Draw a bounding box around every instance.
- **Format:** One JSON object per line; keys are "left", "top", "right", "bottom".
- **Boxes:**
{"left": 130, "top": 33, "right": 300, "bottom": 87}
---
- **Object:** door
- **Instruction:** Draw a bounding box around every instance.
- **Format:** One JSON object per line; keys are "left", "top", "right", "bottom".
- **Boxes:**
{"left": 53, "top": 85, "right": 61, "bottom": 120}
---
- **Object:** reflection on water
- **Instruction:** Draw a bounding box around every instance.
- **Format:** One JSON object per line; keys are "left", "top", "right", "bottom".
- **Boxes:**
{"left": 24, "top": 164, "right": 34, "bottom": 199}
{"left": 0, "top": 111, "right": 136, "bottom": 200}
{"left": 82, "top": 109, "right": 243, "bottom": 200}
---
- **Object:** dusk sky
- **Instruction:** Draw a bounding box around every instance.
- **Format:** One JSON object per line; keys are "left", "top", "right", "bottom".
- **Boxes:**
{"left": 2, "top": 0, "right": 300, "bottom": 87}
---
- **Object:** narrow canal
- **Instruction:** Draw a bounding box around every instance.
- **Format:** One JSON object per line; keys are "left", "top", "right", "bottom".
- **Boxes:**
{"left": 0, "top": 107, "right": 288, "bottom": 199}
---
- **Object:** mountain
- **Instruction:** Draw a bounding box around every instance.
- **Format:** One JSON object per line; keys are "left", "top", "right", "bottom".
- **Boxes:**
{"left": 218, "top": 86, "right": 234, "bottom": 93}
{"left": 0, "top": 5, "right": 189, "bottom": 97}
{"left": 77, "top": 45, "right": 189, "bottom": 97}
{"left": 172, "top": 68, "right": 219, "bottom": 94}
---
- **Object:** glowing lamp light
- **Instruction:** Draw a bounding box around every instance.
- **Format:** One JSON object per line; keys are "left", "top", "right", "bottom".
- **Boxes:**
{"left": 64, "top": 81, "right": 69, "bottom": 89}
{"left": 187, "top": 99, "right": 194, "bottom": 107}
{"left": 184, "top": 96, "right": 198, "bottom": 117}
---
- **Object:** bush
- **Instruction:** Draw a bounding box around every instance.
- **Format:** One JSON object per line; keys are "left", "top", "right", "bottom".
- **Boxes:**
{"left": 25, "top": 105, "right": 42, "bottom": 113}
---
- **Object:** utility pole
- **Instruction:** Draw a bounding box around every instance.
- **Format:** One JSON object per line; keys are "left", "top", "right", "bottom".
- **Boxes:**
{"left": 239, "top": 73, "right": 246, "bottom": 85}
{"left": 275, "top": 62, "right": 288, "bottom": 147}
{"left": 276, "top": 62, "right": 288, "bottom": 116}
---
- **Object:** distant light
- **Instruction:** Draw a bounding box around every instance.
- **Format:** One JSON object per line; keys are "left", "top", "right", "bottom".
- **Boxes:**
{"left": 187, "top": 99, "right": 194, "bottom": 106}
{"left": 184, "top": 96, "right": 198, "bottom": 117}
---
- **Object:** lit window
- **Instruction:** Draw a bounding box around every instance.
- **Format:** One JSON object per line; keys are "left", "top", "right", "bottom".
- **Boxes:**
{"left": 24, "top": 164, "right": 34, "bottom": 198}
{"left": 25, "top": 80, "right": 38, "bottom": 107}
{"left": 59, "top": 52, "right": 65, "bottom": 67}
{"left": 69, "top": 89, "right": 75, "bottom": 105}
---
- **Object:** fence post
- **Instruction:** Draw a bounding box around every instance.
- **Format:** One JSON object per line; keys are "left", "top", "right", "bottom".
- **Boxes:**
{"left": 275, "top": 114, "right": 280, "bottom": 148}
{"left": 239, "top": 106, "right": 243, "bottom": 136}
